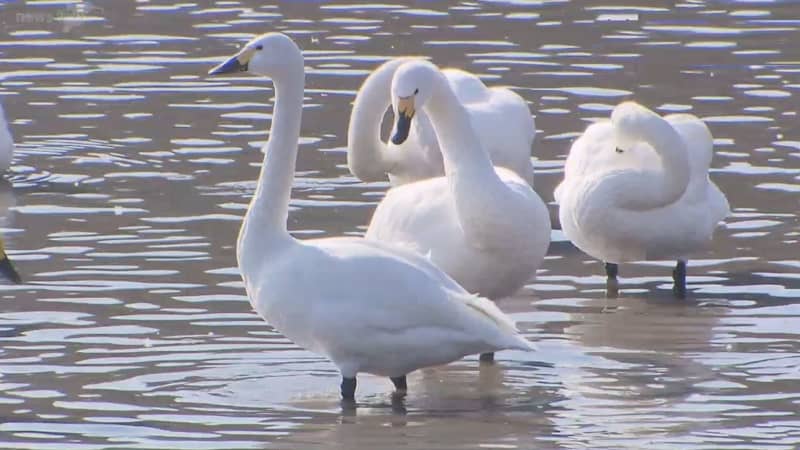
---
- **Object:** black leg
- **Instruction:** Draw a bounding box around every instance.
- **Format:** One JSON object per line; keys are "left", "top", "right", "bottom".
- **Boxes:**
{"left": 673, "top": 260, "right": 687, "bottom": 299}
{"left": 604, "top": 262, "right": 618, "bottom": 279}
{"left": 390, "top": 375, "right": 407, "bottom": 392}
{"left": 479, "top": 352, "right": 495, "bottom": 364}
{"left": 604, "top": 262, "right": 619, "bottom": 298}
{"left": 341, "top": 377, "right": 357, "bottom": 400}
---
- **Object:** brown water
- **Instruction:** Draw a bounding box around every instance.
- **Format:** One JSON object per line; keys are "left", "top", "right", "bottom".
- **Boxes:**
{"left": 1, "top": 1, "right": 799, "bottom": 449}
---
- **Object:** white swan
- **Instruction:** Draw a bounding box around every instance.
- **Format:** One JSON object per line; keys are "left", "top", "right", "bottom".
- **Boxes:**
{"left": 554, "top": 101, "right": 729, "bottom": 297}
{"left": 208, "top": 33, "right": 533, "bottom": 401}
{"left": 347, "top": 58, "right": 535, "bottom": 186}
{"left": 0, "top": 102, "right": 14, "bottom": 171}
{"left": 365, "top": 61, "right": 551, "bottom": 361}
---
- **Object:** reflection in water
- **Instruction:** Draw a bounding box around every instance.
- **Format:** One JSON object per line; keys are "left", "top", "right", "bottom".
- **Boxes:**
{"left": 0, "top": 0, "right": 799, "bottom": 449}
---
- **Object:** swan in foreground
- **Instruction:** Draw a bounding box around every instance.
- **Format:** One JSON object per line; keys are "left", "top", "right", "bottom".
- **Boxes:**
{"left": 0, "top": 103, "right": 14, "bottom": 171}
{"left": 555, "top": 102, "right": 729, "bottom": 298}
{"left": 348, "top": 58, "right": 535, "bottom": 186}
{"left": 208, "top": 33, "right": 533, "bottom": 401}
{"left": 365, "top": 60, "right": 551, "bottom": 361}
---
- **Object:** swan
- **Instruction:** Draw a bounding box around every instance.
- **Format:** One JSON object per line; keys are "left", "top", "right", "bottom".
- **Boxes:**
{"left": 208, "top": 33, "right": 533, "bottom": 401}
{"left": 0, "top": 102, "right": 14, "bottom": 171}
{"left": 554, "top": 101, "right": 729, "bottom": 298}
{"left": 347, "top": 58, "right": 535, "bottom": 186}
{"left": 365, "top": 60, "right": 551, "bottom": 361}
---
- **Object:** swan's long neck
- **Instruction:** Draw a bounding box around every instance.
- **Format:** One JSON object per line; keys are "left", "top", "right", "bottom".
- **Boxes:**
{"left": 611, "top": 115, "right": 691, "bottom": 210}
{"left": 423, "top": 72, "right": 513, "bottom": 242}
{"left": 425, "top": 74, "right": 502, "bottom": 193}
{"left": 347, "top": 59, "right": 406, "bottom": 182}
{"left": 238, "top": 70, "right": 304, "bottom": 256}
{"left": 425, "top": 73, "right": 497, "bottom": 183}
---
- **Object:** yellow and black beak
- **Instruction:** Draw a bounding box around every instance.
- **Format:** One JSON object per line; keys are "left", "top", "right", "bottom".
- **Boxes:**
{"left": 391, "top": 96, "right": 416, "bottom": 145}
{"left": 208, "top": 47, "right": 255, "bottom": 76}
{"left": 0, "top": 249, "right": 21, "bottom": 284}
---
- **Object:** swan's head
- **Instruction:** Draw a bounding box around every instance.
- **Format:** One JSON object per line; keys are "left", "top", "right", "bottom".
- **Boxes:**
{"left": 611, "top": 101, "right": 661, "bottom": 152}
{"left": 0, "top": 238, "right": 21, "bottom": 284}
{"left": 565, "top": 102, "right": 671, "bottom": 179}
{"left": 389, "top": 60, "right": 439, "bottom": 145}
{"left": 208, "top": 33, "right": 303, "bottom": 80}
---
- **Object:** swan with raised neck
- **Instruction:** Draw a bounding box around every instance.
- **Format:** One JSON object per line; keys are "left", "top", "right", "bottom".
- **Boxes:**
{"left": 208, "top": 33, "right": 533, "bottom": 401}
{"left": 367, "top": 60, "right": 551, "bottom": 302}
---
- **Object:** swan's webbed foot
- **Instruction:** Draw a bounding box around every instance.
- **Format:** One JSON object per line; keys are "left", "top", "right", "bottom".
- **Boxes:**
{"left": 672, "top": 260, "right": 687, "bottom": 299}
{"left": 341, "top": 376, "right": 357, "bottom": 401}
{"left": 479, "top": 352, "right": 495, "bottom": 364}
{"left": 390, "top": 375, "right": 407, "bottom": 393}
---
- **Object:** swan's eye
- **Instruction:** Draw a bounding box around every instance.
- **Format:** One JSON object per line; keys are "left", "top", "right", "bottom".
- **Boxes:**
{"left": 414, "top": 88, "right": 419, "bottom": 95}
{"left": 255, "top": 45, "right": 263, "bottom": 50}
{"left": 615, "top": 147, "right": 624, "bottom": 154}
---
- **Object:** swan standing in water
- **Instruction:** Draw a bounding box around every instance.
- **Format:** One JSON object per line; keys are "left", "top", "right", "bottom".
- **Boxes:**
{"left": 365, "top": 60, "right": 551, "bottom": 362}
{"left": 208, "top": 33, "right": 533, "bottom": 401}
{"left": 0, "top": 103, "right": 14, "bottom": 171}
{"left": 555, "top": 102, "right": 729, "bottom": 298}
{"left": 348, "top": 58, "right": 535, "bottom": 186}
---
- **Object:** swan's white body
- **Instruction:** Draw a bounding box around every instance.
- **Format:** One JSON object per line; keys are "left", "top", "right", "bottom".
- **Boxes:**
{"left": 348, "top": 59, "right": 535, "bottom": 186}
{"left": 365, "top": 61, "right": 551, "bottom": 300}
{"left": 555, "top": 102, "right": 729, "bottom": 264}
{"left": 210, "top": 34, "right": 531, "bottom": 395}
{"left": 0, "top": 103, "right": 14, "bottom": 171}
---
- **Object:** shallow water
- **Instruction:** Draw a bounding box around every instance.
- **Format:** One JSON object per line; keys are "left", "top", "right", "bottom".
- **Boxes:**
{"left": 0, "top": 1, "right": 799, "bottom": 449}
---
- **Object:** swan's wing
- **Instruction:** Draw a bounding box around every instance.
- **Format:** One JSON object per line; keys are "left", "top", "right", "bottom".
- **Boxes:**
{"left": 366, "top": 176, "right": 457, "bottom": 257}
{"left": 442, "top": 68, "right": 491, "bottom": 104}
{"left": 306, "top": 238, "right": 531, "bottom": 351}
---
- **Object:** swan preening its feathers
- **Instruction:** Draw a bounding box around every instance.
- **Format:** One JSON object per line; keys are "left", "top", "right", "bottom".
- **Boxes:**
{"left": 347, "top": 58, "right": 535, "bottom": 186}
{"left": 366, "top": 60, "right": 551, "bottom": 304}
{"left": 209, "top": 33, "right": 533, "bottom": 401}
{"left": 555, "top": 102, "right": 729, "bottom": 297}
{"left": 0, "top": 103, "right": 14, "bottom": 172}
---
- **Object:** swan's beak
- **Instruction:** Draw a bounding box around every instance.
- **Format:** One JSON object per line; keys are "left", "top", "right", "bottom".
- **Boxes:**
{"left": 0, "top": 246, "right": 21, "bottom": 284}
{"left": 208, "top": 47, "right": 254, "bottom": 75}
{"left": 391, "top": 96, "right": 416, "bottom": 145}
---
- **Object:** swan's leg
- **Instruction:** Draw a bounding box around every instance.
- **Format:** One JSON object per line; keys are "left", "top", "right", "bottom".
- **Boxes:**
{"left": 604, "top": 262, "right": 618, "bottom": 279}
{"left": 672, "top": 260, "right": 687, "bottom": 299}
{"left": 390, "top": 375, "right": 407, "bottom": 392}
{"left": 479, "top": 352, "right": 495, "bottom": 364}
{"left": 341, "top": 377, "right": 357, "bottom": 400}
{"left": 604, "top": 262, "right": 619, "bottom": 298}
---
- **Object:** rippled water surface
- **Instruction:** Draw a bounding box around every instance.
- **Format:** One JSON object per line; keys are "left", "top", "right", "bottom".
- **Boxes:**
{"left": 1, "top": 1, "right": 800, "bottom": 449}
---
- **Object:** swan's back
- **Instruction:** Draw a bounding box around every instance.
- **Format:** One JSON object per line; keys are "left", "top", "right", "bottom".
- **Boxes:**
{"left": 665, "top": 114, "right": 714, "bottom": 176}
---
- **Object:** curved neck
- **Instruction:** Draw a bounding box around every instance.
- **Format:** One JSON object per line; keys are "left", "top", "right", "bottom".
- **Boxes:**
{"left": 612, "top": 116, "right": 690, "bottom": 210}
{"left": 347, "top": 59, "right": 406, "bottom": 182}
{"left": 425, "top": 73, "right": 497, "bottom": 180}
{"left": 239, "top": 70, "right": 304, "bottom": 249}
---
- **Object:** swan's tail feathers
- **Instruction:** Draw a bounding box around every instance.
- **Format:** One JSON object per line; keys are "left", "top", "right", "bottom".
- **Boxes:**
{"left": 460, "top": 293, "right": 537, "bottom": 352}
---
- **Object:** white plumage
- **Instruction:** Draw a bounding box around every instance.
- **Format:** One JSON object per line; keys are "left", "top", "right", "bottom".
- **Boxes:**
{"left": 555, "top": 101, "right": 729, "bottom": 295}
{"left": 366, "top": 60, "right": 551, "bottom": 302}
{"left": 209, "top": 33, "right": 532, "bottom": 400}
{"left": 347, "top": 58, "right": 535, "bottom": 186}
